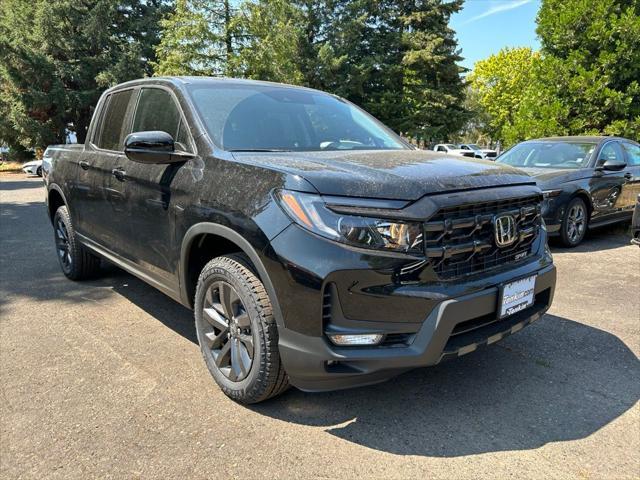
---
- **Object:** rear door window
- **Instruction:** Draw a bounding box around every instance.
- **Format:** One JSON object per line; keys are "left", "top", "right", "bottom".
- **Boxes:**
{"left": 96, "top": 89, "right": 134, "bottom": 151}
{"left": 132, "top": 88, "right": 192, "bottom": 152}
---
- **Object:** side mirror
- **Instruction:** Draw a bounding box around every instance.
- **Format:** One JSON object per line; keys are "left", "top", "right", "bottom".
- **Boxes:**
{"left": 124, "top": 131, "right": 193, "bottom": 164}
{"left": 596, "top": 158, "right": 627, "bottom": 172}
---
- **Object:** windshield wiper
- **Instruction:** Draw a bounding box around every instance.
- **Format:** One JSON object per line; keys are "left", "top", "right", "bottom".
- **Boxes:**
{"left": 228, "top": 148, "right": 292, "bottom": 152}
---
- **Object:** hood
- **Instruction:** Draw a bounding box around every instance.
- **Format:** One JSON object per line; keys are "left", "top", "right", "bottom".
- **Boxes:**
{"left": 232, "top": 149, "right": 534, "bottom": 200}
{"left": 518, "top": 167, "right": 592, "bottom": 187}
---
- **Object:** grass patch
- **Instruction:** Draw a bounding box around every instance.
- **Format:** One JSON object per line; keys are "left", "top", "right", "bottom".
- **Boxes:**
{"left": 0, "top": 161, "right": 24, "bottom": 173}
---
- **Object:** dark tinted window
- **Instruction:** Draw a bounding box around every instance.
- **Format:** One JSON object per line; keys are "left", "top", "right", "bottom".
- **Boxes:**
{"left": 187, "top": 84, "right": 406, "bottom": 152}
{"left": 97, "top": 90, "right": 134, "bottom": 151}
{"left": 133, "top": 88, "right": 191, "bottom": 151}
{"left": 622, "top": 142, "right": 640, "bottom": 166}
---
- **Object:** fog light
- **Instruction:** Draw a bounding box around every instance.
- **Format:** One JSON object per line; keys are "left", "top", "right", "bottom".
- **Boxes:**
{"left": 328, "top": 333, "right": 384, "bottom": 346}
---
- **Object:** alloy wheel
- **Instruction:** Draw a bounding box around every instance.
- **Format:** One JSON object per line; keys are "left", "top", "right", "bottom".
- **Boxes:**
{"left": 55, "top": 218, "right": 72, "bottom": 270}
{"left": 201, "top": 281, "right": 254, "bottom": 382}
{"left": 566, "top": 204, "right": 586, "bottom": 243}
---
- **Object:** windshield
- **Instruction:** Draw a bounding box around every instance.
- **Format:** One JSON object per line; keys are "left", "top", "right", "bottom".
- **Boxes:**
{"left": 468, "top": 144, "right": 481, "bottom": 150}
{"left": 187, "top": 84, "right": 407, "bottom": 152}
{"left": 497, "top": 141, "right": 596, "bottom": 169}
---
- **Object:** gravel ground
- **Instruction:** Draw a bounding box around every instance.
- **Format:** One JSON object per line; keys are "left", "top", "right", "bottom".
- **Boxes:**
{"left": 1, "top": 174, "right": 639, "bottom": 479}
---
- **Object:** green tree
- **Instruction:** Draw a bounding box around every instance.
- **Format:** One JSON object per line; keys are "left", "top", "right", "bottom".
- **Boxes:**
{"left": 313, "top": 0, "right": 402, "bottom": 122}
{"left": 398, "top": 0, "right": 468, "bottom": 139}
{"left": 231, "top": 0, "right": 467, "bottom": 138}
{"left": 470, "top": 0, "right": 640, "bottom": 146}
{"left": 467, "top": 47, "right": 539, "bottom": 144}
{"left": 533, "top": 0, "right": 640, "bottom": 138}
{"left": 229, "top": 0, "right": 306, "bottom": 84}
{"left": 0, "top": 0, "right": 166, "bottom": 148}
{"left": 153, "top": 0, "right": 233, "bottom": 76}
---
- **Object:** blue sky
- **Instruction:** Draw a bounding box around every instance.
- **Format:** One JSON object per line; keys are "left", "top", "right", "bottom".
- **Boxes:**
{"left": 451, "top": 0, "right": 541, "bottom": 71}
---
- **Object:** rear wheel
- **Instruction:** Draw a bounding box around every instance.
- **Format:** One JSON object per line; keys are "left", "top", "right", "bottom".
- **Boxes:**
{"left": 560, "top": 197, "right": 588, "bottom": 247}
{"left": 53, "top": 206, "right": 101, "bottom": 280}
{"left": 194, "top": 254, "right": 289, "bottom": 403}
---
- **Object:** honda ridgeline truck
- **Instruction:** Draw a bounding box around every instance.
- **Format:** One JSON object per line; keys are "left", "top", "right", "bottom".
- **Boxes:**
{"left": 45, "top": 77, "right": 556, "bottom": 403}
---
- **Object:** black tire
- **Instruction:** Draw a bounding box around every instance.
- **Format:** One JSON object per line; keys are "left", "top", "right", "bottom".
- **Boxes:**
{"left": 53, "top": 206, "right": 101, "bottom": 280}
{"left": 194, "top": 254, "right": 289, "bottom": 404}
{"left": 36, "top": 166, "right": 42, "bottom": 177}
{"left": 559, "top": 197, "right": 588, "bottom": 247}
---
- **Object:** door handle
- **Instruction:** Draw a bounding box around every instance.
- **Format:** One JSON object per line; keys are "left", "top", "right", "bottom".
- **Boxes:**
{"left": 79, "top": 160, "right": 90, "bottom": 170}
{"left": 624, "top": 172, "right": 632, "bottom": 180}
{"left": 111, "top": 167, "right": 126, "bottom": 181}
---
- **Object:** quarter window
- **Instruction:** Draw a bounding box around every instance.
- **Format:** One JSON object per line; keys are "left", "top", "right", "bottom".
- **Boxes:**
{"left": 96, "top": 90, "right": 134, "bottom": 151}
{"left": 132, "top": 88, "right": 191, "bottom": 152}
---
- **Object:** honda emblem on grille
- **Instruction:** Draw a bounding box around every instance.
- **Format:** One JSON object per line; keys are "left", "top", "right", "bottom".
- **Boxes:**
{"left": 494, "top": 214, "right": 517, "bottom": 247}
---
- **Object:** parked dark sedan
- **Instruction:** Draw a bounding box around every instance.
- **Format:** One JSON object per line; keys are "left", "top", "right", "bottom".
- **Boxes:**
{"left": 497, "top": 136, "right": 640, "bottom": 246}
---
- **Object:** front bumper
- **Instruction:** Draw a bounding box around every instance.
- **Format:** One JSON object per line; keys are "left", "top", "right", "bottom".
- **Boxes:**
{"left": 265, "top": 214, "right": 556, "bottom": 392}
{"left": 278, "top": 263, "right": 555, "bottom": 391}
{"left": 541, "top": 197, "right": 564, "bottom": 234}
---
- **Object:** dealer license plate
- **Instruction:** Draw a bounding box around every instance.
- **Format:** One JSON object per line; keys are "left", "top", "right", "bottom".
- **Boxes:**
{"left": 499, "top": 275, "right": 536, "bottom": 319}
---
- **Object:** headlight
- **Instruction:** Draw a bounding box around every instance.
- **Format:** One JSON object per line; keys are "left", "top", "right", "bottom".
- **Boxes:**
{"left": 275, "top": 189, "right": 423, "bottom": 254}
{"left": 542, "top": 189, "right": 562, "bottom": 199}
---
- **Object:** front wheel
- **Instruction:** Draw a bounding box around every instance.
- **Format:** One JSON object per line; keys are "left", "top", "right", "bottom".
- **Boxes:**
{"left": 559, "top": 197, "right": 588, "bottom": 247}
{"left": 194, "top": 254, "right": 289, "bottom": 403}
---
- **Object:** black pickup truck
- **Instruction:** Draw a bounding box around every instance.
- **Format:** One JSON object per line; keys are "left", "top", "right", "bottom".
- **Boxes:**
{"left": 45, "top": 77, "right": 556, "bottom": 403}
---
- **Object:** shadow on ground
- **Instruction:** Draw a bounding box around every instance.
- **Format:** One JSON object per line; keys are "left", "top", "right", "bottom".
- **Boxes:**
{"left": 0, "top": 178, "right": 45, "bottom": 192}
{"left": 549, "top": 222, "right": 632, "bottom": 253}
{"left": 253, "top": 314, "right": 639, "bottom": 457}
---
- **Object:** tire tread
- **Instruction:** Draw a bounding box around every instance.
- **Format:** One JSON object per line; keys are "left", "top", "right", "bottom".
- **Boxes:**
{"left": 196, "top": 254, "right": 289, "bottom": 403}
{"left": 54, "top": 206, "right": 101, "bottom": 280}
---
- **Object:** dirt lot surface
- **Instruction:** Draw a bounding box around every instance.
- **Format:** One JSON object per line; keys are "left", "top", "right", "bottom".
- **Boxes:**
{"left": 1, "top": 175, "right": 639, "bottom": 479}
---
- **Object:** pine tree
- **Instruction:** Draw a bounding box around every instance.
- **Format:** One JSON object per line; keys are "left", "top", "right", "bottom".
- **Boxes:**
{"left": 232, "top": 0, "right": 468, "bottom": 138}
{"left": 318, "top": 0, "right": 404, "bottom": 127}
{"left": 229, "top": 0, "right": 307, "bottom": 84}
{"left": 0, "top": 0, "right": 166, "bottom": 148}
{"left": 397, "top": 0, "right": 468, "bottom": 140}
{"left": 153, "top": 0, "right": 233, "bottom": 76}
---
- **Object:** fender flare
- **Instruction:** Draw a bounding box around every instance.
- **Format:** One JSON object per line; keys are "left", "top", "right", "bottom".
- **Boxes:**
{"left": 179, "top": 222, "right": 285, "bottom": 329}
{"left": 569, "top": 188, "right": 594, "bottom": 216}
{"left": 46, "top": 183, "right": 71, "bottom": 222}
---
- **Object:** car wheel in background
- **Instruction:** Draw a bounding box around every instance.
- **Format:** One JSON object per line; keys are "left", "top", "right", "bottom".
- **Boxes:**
{"left": 194, "top": 254, "right": 289, "bottom": 404}
{"left": 53, "top": 206, "right": 101, "bottom": 280}
{"left": 559, "top": 197, "right": 588, "bottom": 247}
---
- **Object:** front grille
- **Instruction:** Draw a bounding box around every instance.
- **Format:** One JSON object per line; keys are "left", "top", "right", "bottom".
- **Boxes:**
{"left": 322, "top": 286, "right": 333, "bottom": 324}
{"left": 424, "top": 195, "right": 542, "bottom": 280}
